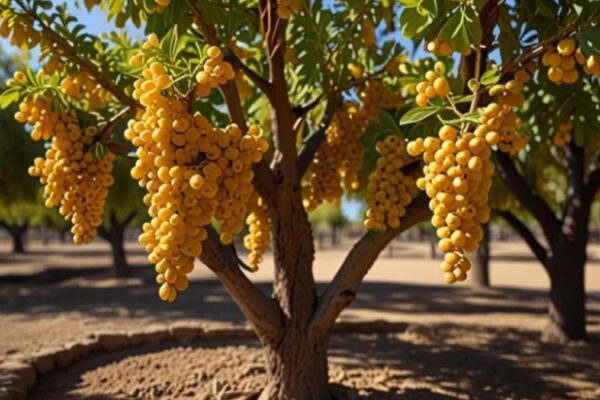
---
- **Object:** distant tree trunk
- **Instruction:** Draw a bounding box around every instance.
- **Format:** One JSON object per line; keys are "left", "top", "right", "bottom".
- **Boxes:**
{"left": 99, "top": 211, "right": 136, "bottom": 278}
{"left": 330, "top": 227, "right": 338, "bottom": 247}
{"left": 58, "top": 228, "right": 68, "bottom": 243}
{"left": 469, "top": 223, "right": 490, "bottom": 288}
{"left": 1, "top": 222, "right": 28, "bottom": 254}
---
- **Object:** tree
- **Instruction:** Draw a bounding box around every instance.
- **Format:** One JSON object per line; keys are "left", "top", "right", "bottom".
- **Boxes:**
{"left": 0, "top": 49, "right": 43, "bottom": 253}
{"left": 1, "top": 0, "right": 599, "bottom": 397}
{"left": 98, "top": 157, "right": 146, "bottom": 278}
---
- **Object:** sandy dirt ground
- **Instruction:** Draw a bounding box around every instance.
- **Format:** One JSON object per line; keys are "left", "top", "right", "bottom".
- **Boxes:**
{"left": 1, "top": 236, "right": 600, "bottom": 398}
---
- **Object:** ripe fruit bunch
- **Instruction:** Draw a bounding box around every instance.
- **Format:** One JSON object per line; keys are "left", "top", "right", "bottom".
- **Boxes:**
{"left": 481, "top": 71, "right": 529, "bottom": 155}
{"left": 244, "top": 195, "right": 271, "bottom": 270}
{"left": 415, "top": 68, "right": 450, "bottom": 107}
{"left": 303, "top": 104, "right": 361, "bottom": 210}
{"left": 60, "top": 72, "right": 112, "bottom": 111}
{"left": 128, "top": 62, "right": 268, "bottom": 302}
{"left": 15, "top": 96, "right": 114, "bottom": 245}
{"left": 364, "top": 135, "right": 419, "bottom": 232}
{"left": 276, "top": 0, "right": 301, "bottom": 19}
{"left": 425, "top": 38, "right": 454, "bottom": 57}
{"left": 542, "top": 38, "right": 580, "bottom": 84}
{"left": 359, "top": 80, "right": 405, "bottom": 121}
{"left": 304, "top": 81, "right": 404, "bottom": 210}
{"left": 552, "top": 121, "right": 573, "bottom": 147}
{"left": 408, "top": 126, "right": 493, "bottom": 284}
{"left": 579, "top": 51, "right": 600, "bottom": 78}
{"left": 195, "top": 46, "right": 235, "bottom": 97}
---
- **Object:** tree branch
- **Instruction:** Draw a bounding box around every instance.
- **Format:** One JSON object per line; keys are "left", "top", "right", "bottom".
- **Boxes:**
{"left": 12, "top": 1, "right": 139, "bottom": 112}
{"left": 309, "top": 190, "right": 430, "bottom": 338}
{"left": 297, "top": 100, "right": 336, "bottom": 176}
{"left": 495, "top": 151, "right": 561, "bottom": 241}
{"left": 497, "top": 210, "right": 549, "bottom": 268}
{"left": 200, "top": 226, "right": 282, "bottom": 340}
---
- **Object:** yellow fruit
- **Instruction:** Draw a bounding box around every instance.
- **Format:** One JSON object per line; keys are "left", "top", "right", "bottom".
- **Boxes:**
{"left": 557, "top": 38, "right": 576, "bottom": 56}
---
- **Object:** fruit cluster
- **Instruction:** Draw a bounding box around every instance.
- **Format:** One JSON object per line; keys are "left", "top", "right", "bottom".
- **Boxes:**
{"left": 364, "top": 135, "right": 418, "bottom": 232}
{"left": 195, "top": 46, "right": 236, "bottom": 97}
{"left": 128, "top": 61, "right": 268, "bottom": 302}
{"left": 60, "top": 72, "right": 112, "bottom": 111}
{"left": 15, "top": 95, "right": 114, "bottom": 245}
{"left": 425, "top": 38, "right": 454, "bottom": 57}
{"left": 552, "top": 121, "right": 573, "bottom": 147}
{"left": 276, "top": 0, "right": 301, "bottom": 19}
{"left": 408, "top": 126, "right": 493, "bottom": 284}
{"left": 244, "top": 195, "right": 271, "bottom": 270}
{"left": 303, "top": 81, "right": 404, "bottom": 210}
{"left": 542, "top": 38, "right": 580, "bottom": 84}
{"left": 482, "top": 71, "right": 529, "bottom": 155}
{"left": 416, "top": 68, "right": 450, "bottom": 107}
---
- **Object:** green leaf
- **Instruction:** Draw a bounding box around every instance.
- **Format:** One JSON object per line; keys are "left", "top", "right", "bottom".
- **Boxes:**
{"left": 481, "top": 65, "right": 500, "bottom": 85}
{"left": 400, "top": 106, "right": 440, "bottom": 126}
{"left": 0, "top": 87, "right": 21, "bottom": 108}
{"left": 578, "top": 27, "right": 600, "bottom": 57}
{"left": 378, "top": 110, "right": 399, "bottom": 132}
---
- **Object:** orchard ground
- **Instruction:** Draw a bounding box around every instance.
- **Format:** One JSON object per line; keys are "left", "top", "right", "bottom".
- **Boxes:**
{"left": 1, "top": 237, "right": 600, "bottom": 399}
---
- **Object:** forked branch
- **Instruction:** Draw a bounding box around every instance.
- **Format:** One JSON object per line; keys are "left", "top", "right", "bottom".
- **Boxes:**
{"left": 309, "top": 190, "right": 431, "bottom": 338}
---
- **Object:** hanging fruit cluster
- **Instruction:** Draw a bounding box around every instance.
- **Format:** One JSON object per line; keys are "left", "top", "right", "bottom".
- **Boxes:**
{"left": 408, "top": 125, "right": 493, "bottom": 284}
{"left": 14, "top": 93, "right": 114, "bottom": 245}
{"left": 195, "top": 46, "right": 235, "bottom": 97}
{"left": 482, "top": 70, "right": 529, "bottom": 155}
{"left": 303, "top": 81, "right": 404, "bottom": 210}
{"left": 415, "top": 66, "right": 450, "bottom": 107}
{"left": 60, "top": 72, "right": 113, "bottom": 111}
{"left": 364, "top": 135, "right": 419, "bottom": 232}
{"left": 244, "top": 195, "right": 271, "bottom": 270}
{"left": 542, "top": 38, "right": 600, "bottom": 83}
{"left": 552, "top": 121, "right": 573, "bottom": 147}
{"left": 425, "top": 38, "right": 454, "bottom": 57}
{"left": 128, "top": 59, "right": 269, "bottom": 302}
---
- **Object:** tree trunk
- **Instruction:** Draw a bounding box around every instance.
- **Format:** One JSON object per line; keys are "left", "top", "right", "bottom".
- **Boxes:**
{"left": 469, "top": 223, "right": 490, "bottom": 288}
{"left": 11, "top": 230, "right": 25, "bottom": 254}
{"left": 542, "top": 252, "right": 587, "bottom": 342}
{"left": 331, "top": 227, "right": 337, "bottom": 247}
{"left": 259, "top": 333, "right": 330, "bottom": 399}
{"left": 5, "top": 223, "right": 28, "bottom": 254}
{"left": 109, "top": 225, "right": 131, "bottom": 278}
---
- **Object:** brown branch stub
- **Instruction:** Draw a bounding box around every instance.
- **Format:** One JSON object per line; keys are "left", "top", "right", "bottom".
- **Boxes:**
{"left": 297, "top": 100, "right": 336, "bottom": 176}
{"left": 308, "top": 191, "right": 431, "bottom": 338}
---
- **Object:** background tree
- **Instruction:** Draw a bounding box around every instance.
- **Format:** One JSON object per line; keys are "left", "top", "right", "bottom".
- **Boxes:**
{"left": 0, "top": 49, "right": 43, "bottom": 253}
{"left": 1, "top": 0, "right": 599, "bottom": 398}
{"left": 98, "top": 157, "right": 146, "bottom": 278}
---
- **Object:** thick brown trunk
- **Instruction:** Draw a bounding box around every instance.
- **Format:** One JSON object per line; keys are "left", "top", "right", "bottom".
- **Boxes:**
{"left": 469, "top": 223, "right": 490, "bottom": 288}
{"left": 109, "top": 227, "right": 131, "bottom": 278}
{"left": 542, "top": 253, "right": 587, "bottom": 342}
{"left": 259, "top": 332, "right": 330, "bottom": 400}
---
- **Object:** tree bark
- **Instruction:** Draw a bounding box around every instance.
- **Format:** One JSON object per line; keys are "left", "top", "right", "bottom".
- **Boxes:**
{"left": 259, "top": 333, "right": 330, "bottom": 400}
{"left": 542, "top": 251, "right": 587, "bottom": 342}
{"left": 2, "top": 222, "right": 28, "bottom": 254}
{"left": 469, "top": 223, "right": 490, "bottom": 288}
{"left": 109, "top": 225, "right": 131, "bottom": 278}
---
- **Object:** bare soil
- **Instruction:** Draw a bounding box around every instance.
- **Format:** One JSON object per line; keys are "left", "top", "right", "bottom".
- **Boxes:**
{"left": 1, "top": 238, "right": 600, "bottom": 398}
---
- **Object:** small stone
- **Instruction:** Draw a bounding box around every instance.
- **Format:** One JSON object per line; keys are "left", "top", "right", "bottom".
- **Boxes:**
{"left": 30, "top": 349, "right": 55, "bottom": 375}
{"left": 128, "top": 332, "right": 145, "bottom": 347}
{"left": 0, "top": 361, "right": 36, "bottom": 389}
{"left": 0, "top": 373, "right": 27, "bottom": 400}
{"left": 54, "top": 348, "right": 74, "bottom": 368}
{"left": 169, "top": 324, "right": 200, "bottom": 342}
{"left": 97, "top": 333, "right": 129, "bottom": 352}
{"left": 143, "top": 327, "right": 171, "bottom": 345}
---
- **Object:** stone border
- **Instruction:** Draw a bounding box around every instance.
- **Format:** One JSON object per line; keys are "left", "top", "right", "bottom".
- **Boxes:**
{"left": 0, "top": 320, "right": 408, "bottom": 400}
